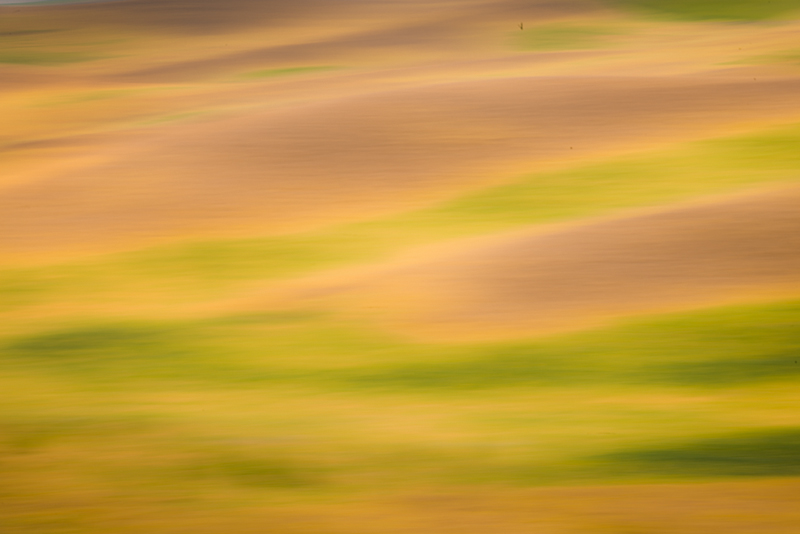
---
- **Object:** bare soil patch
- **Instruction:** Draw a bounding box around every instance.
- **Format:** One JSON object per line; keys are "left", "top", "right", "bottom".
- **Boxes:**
{"left": 4, "top": 76, "right": 800, "bottom": 259}
{"left": 264, "top": 186, "right": 800, "bottom": 340}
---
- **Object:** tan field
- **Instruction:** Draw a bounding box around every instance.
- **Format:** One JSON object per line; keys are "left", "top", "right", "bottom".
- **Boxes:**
{"left": 254, "top": 184, "right": 800, "bottom": 339}
{"left": 3, "top": 0, "right": 800, "bottom": 532}
{"left": 7, "top": 74, "right": 800, "bottom": 258}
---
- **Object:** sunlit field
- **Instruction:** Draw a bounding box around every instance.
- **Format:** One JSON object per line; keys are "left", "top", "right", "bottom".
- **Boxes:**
{"left": 2, "top": 0, "right": 800, "bottom": 532}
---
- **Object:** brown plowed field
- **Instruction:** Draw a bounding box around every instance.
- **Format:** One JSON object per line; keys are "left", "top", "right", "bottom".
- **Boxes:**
{"left": 4, "top": 75, "right": 800, "bottom": 257}
{"left": 262, "top": 186, "right": 800, "bottom": 339}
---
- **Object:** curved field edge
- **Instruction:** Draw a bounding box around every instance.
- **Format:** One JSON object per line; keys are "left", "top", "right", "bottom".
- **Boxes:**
{"left": 2, "top": 297, "right": 800, "bottom": 534}
{"left": 2, "top": 298, "right": 800, "bottom": 487}
{"left": 3, "top": 120, "right": 800, "bottom": 319}
{"left": 608, "top": 0, "right": 800, "bottom": 20}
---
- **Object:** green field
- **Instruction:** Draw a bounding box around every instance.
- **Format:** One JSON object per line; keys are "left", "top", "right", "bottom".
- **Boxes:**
{"left": 612, "top": 0, "right": 800, "bottom": 20}
{"left": 2, "top": 120, "right": 800, "bottom": 530}
{"left": 3, "top": 295, "right": 800, "bottom": 531}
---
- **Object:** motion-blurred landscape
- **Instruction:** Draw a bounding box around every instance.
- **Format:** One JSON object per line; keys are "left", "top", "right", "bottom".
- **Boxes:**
{"left": 3, "top": 0, "right": 800, "bottom": 532}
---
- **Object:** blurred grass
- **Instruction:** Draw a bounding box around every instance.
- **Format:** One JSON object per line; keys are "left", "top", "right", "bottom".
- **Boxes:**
{"left": 7, "top": 297, "right": 798, "bottom": 391}
{"left": 0, "top": 49, "right": 101, "bottom": 65}
{"left": 127, "top": 120, "right": 800, "bottom": 263}
{"left": 35, "top": 88, "right": 146, "bottom": 107}
{"left": 728, "top": 49, "right": 800, "bottom": 67}
{"left": 597, "top": 428, "right": 800, "bottom": 477}
{"left": 513, "top": 24, "right": 623, "bottom": 51}
{"left": 4, "top": 297, "right": 800, "bottom": 419}
{"left": 0, "top": 413, "right": 154, "bottom": 453}
{"left": 0, "top": 26, "right": 102, "bottom": 59}
{"left": 4, "top": 7, "right": 800, "bottom": 533}
{"left": 332, "top": 300, "right": 800, "bottom": 392}
{"left": 3, "top": 120, "right": 798, "bottom": 317}
{"left": 1, "top": 299, "right": 800, "bottom": 528}
{"left": 239, "top": 66, "right": 341, "bottom": 79}
{"left": 610, "top": 0, "right": 800, "bottom": 20}
{"left": 377, "top": 122, "right": 800, "bottom": 238}
{"left": 652, "top": 353, "right": 800, "bottom": 385}
{"left": 4, "top": 323, "right": 193, "bottom": 376}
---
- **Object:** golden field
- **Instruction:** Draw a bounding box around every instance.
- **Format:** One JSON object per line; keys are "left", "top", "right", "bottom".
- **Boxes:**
{"left": 2, "top": 0, "right": 800, "bottom": 532}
